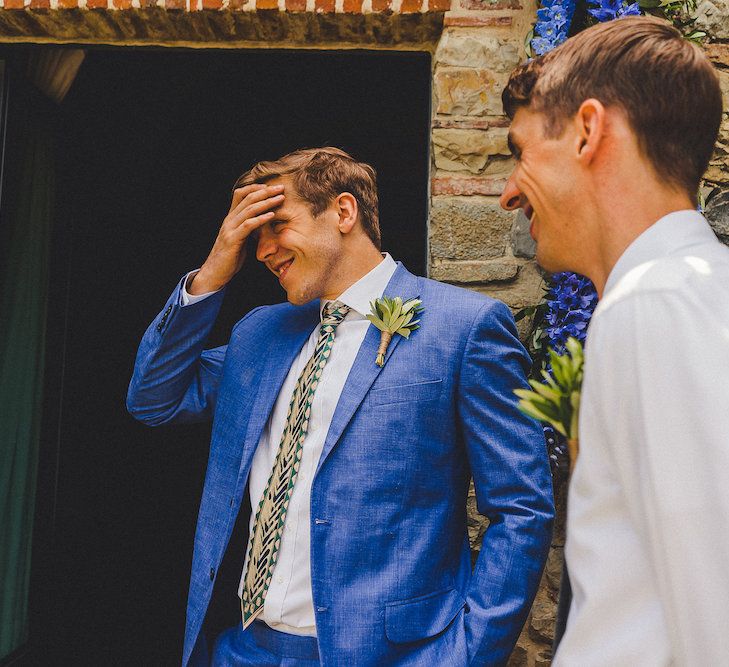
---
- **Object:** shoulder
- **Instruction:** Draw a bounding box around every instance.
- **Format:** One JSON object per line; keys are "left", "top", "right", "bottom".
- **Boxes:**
{"left": 418, "top": 278, "right": 513, "bottom": 331}
{"left": 598, "top": 243, "right": 729, "bottom": 323}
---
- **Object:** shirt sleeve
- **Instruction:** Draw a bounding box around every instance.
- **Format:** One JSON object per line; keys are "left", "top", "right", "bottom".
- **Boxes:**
{"left": 180, "top": 269, "right": 221, "bottom": 306}
{"left": 589, "top": 289, "right": 729, "bottom": 664}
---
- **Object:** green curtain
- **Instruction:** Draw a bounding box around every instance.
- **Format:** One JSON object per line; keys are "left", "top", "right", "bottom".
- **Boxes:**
{"left": 0, "top": 79, "right": 55, "bottom": 659}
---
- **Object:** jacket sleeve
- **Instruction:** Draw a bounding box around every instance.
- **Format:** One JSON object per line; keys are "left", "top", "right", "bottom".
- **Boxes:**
{"left": 458, "top": 299, "right": 554, "bottom": 666}
{"left": 126, "top": 275, "right": 230, "bottom": 426}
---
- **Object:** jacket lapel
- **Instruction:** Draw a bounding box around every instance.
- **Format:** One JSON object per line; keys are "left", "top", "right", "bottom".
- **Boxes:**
{"left": 315, "top": 263, "right": 420, "bottom": 475}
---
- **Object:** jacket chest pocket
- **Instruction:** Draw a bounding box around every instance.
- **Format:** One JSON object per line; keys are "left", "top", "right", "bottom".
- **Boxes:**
{"left": 368, "top": 379, "right": 442, "bottom": 407}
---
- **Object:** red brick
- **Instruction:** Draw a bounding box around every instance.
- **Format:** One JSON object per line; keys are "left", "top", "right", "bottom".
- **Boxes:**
{"left": 112, "top": 0, "right": 133, "bottom": 8}
{"left": 371, "top": 0, "right": 390, "bottom": 10}
{"left": 431, "top": 176, "right": 507, "bottom": 196}
{"left": 343, "top": 0, "right": 361, "bottom": 11}
{"left": 85, "top": 0, "right": 107, "bottom": 7}
{"left": 427, "top": 0, "right": 450, "bottom": 10}
{"left": 202, "top": 0, "right": 222, "bottom": 7}
{"left": 285, "top": 0, "right": 306, "bottom": 10}
{"left": 165, "top": 0, "right": 186, "bottom": 8}
{"left": 314, "top": 0, "right": 334, "bottom": 10}
{"left": 400, "top": 0, "right": 421, "bottom": 11}
{"left": 4, "top": 0, "right": 26, "bottom": 7}
{"left": 443, "top": 14, "right": 513, "bottom": 25}
{"left": 257, "top": 0, "right": 279, "bottom": 8}
{"left": 29, "top": 0, "right": 50, "bottom": 8}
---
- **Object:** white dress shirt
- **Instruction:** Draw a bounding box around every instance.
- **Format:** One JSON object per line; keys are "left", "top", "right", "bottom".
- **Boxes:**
{"left": 554, "top": 211, "right": 729, "bottom": 666}
{"left": 182, "top": 254, "right": 397, "bottom": 636}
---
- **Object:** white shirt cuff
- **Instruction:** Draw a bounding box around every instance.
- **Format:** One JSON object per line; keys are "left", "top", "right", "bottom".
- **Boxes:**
{"left": 180, "top": 269, "right": 220, "bottom": 306}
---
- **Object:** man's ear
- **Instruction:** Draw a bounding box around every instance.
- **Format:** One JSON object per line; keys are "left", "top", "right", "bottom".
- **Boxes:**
{"left": 574, "top": 98, "right": 606, "bottom": 165}
{"left": 335, "top": 192, "right": 359, "bottom": 235}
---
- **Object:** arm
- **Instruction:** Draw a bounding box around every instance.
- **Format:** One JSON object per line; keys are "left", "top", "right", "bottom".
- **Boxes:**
{"left": 127, "top": 182, "right": 286, "bottom": 426}
{"left": 458, "top": 300, "right": 554, "bottom": 666}
{"left": 126, "top": 275, "right": 229, "bottom": 425}
{"left": 593, "top": 291, "right": 729, "bottom": 664}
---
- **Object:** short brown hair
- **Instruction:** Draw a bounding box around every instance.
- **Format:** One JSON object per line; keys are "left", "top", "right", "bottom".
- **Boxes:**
{"left": 502, "top": 16, "right": 723, "bottom": 199}
{"left": 235, "top": 147, "right": 381, "bottom": 249}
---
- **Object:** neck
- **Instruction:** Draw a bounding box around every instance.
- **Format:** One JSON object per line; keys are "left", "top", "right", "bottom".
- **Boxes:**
{"left": 321, "top": 242, "right": 385, "bottom": 301}
{"left": 579, "top": 182, "right": 694, "bottom": 298}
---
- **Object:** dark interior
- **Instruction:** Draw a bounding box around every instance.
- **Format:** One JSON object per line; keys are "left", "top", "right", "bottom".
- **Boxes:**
{"left": 3, "top": 47, "right": 430, "bottom": 665}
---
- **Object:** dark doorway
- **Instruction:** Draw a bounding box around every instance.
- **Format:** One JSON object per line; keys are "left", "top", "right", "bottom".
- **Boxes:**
{"left": 27, "top": 48, "right": 430, "bottom": 665}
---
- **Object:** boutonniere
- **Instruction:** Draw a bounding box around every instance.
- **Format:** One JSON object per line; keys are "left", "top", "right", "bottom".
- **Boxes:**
{"left": 366, "top": 296, "right": 424, "bottom": 367}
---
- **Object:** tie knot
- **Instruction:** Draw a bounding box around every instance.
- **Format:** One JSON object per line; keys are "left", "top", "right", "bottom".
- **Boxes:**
{"left": 321, "top": 301, "right": 350, "bottom": 328}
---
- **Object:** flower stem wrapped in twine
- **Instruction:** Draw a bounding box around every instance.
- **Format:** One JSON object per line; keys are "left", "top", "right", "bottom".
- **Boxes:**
{"left": 366, "top": 296, "right": 424, "bottom": 368}
{"left": 376, "top": 331, "right": 393, "bottom": 367}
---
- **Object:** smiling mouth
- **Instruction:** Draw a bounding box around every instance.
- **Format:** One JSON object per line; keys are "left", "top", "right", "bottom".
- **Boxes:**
{"left": 523, "top": 205, "right": 537, "bottom": 240}
{"left": 273, "top": 258, "right": 294, "bottom": 281}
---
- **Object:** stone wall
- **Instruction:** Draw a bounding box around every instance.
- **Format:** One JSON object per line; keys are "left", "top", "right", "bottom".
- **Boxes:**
{"left": 431, "top": 5, "right": 729, "bottom": 666}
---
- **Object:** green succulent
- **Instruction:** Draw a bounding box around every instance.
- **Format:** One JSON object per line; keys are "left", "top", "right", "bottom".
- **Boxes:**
{"left": 366, "top": 296, "right": 423, "bottom": 367}
{"left": 515, "top": 337, "right": 584, "bottom": 470}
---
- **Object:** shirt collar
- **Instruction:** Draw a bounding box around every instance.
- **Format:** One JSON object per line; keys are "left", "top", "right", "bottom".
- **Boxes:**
{"left": 319, "top": 253, "right": 398, "bottom": 319}
{"left": 603, "top": 210, "right": 717, "bottom": 297}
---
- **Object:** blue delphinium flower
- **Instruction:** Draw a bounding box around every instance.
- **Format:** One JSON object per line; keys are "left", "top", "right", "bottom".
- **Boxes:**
{"left": 530, "top": 0, "right": 576, "bottom": 54}
{"left": 588, "top": 0, "right": 641, "bottom": 21}
{"left": 543, "top": 272, "right": 598, "bottom": 353}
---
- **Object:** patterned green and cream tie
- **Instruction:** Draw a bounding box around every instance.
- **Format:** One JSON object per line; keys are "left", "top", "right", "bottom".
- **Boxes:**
{"left": 241, "top": 300, "right": 350, "bottom": 628}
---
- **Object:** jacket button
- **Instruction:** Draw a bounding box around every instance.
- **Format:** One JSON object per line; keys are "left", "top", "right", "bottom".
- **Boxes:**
{"left": 316, "top": 606, "right": 328, "bottom": 613}
{"left": 209, "top": 567, "right": 215, "bottom": 581}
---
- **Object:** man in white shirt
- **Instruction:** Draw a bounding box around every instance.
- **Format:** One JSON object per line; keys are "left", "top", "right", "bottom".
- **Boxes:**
{"left": 128, "top": 147, "right": 554, "bottom": 665}
{"left": 499, "top": 16, "right": 728, "bottom": 666}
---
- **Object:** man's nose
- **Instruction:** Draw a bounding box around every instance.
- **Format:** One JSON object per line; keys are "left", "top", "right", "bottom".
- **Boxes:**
{"left": 256, "top": 225, "right": 278, "bottom": 262}
{"left": 499, "top": 173, "right": 523, "bottom": 212}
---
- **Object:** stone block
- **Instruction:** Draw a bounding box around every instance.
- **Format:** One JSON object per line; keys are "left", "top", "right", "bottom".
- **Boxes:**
{"left": 430, "top": 259, "right": 519, "bottom": 283}
{"left": 476, "top": 260, "right": 545, "bottom": 309}
{"left": 432, "top": 127, "right": 510, "bottom": 173}
{"left": 511, "top": 209, "right": 536, "bottom": 258}
{"left": 434, "top": 67, "right": 507, "bottom": 117}
{"left": 545, "top": 545, "right": 564, "bottom": 591}
{"left": 695, "top": 0, "right": 729, "bottom": 39}
{"left": 430, "top": 195, "right": 513, "bottom": 260}
{"left": 443, "top": 15, "right": 513, "bottom": 27}
{"left": 506, "top": 643, "right": 529, "bottom": 666}
{"left": 707, "top": 137, "right": 729, "bottom": 185}
{"left": 706, "top": 186, "right": 729, "bottom": 243}
{"left": 528, "top": 586, "right": 557, "bottom": 644}
{"left": 435, "top": 29, "right": 521, "bottom": 72}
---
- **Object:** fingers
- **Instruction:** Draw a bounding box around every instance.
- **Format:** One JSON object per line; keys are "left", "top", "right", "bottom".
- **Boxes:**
{"left": 229, "top": 182, "right": 265, "bottom": 211}
{"left": 230, "top": 183, "right": 284, "bottom": 217}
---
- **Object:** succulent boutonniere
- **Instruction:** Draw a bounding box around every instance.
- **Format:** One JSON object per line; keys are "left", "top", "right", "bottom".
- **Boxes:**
{"left": 514, "top": 337, "right": 584, "bottom": 473}
{"left": 366, "top": 296, "right": 424, "bottom": 367}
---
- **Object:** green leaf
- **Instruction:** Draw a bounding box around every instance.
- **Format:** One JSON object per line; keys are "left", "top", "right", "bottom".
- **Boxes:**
{"left": 365, "top": 314, "right": 387, "bottom": 331}
{"left": 397, "top": 328, "right": 412, "bottom": 338}
{"left": 527, "top": 380, "right": 562, "bottom": 403}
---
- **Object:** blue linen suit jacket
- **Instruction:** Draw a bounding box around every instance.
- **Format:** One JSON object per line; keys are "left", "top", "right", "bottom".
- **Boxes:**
{"left": 127, "top": 263, "right": 554, "bottom": 667}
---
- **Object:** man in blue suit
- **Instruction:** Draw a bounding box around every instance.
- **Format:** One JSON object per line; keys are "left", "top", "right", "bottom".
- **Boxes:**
{"left": 127, "top": 147, "right": 553, "bottom": 666}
